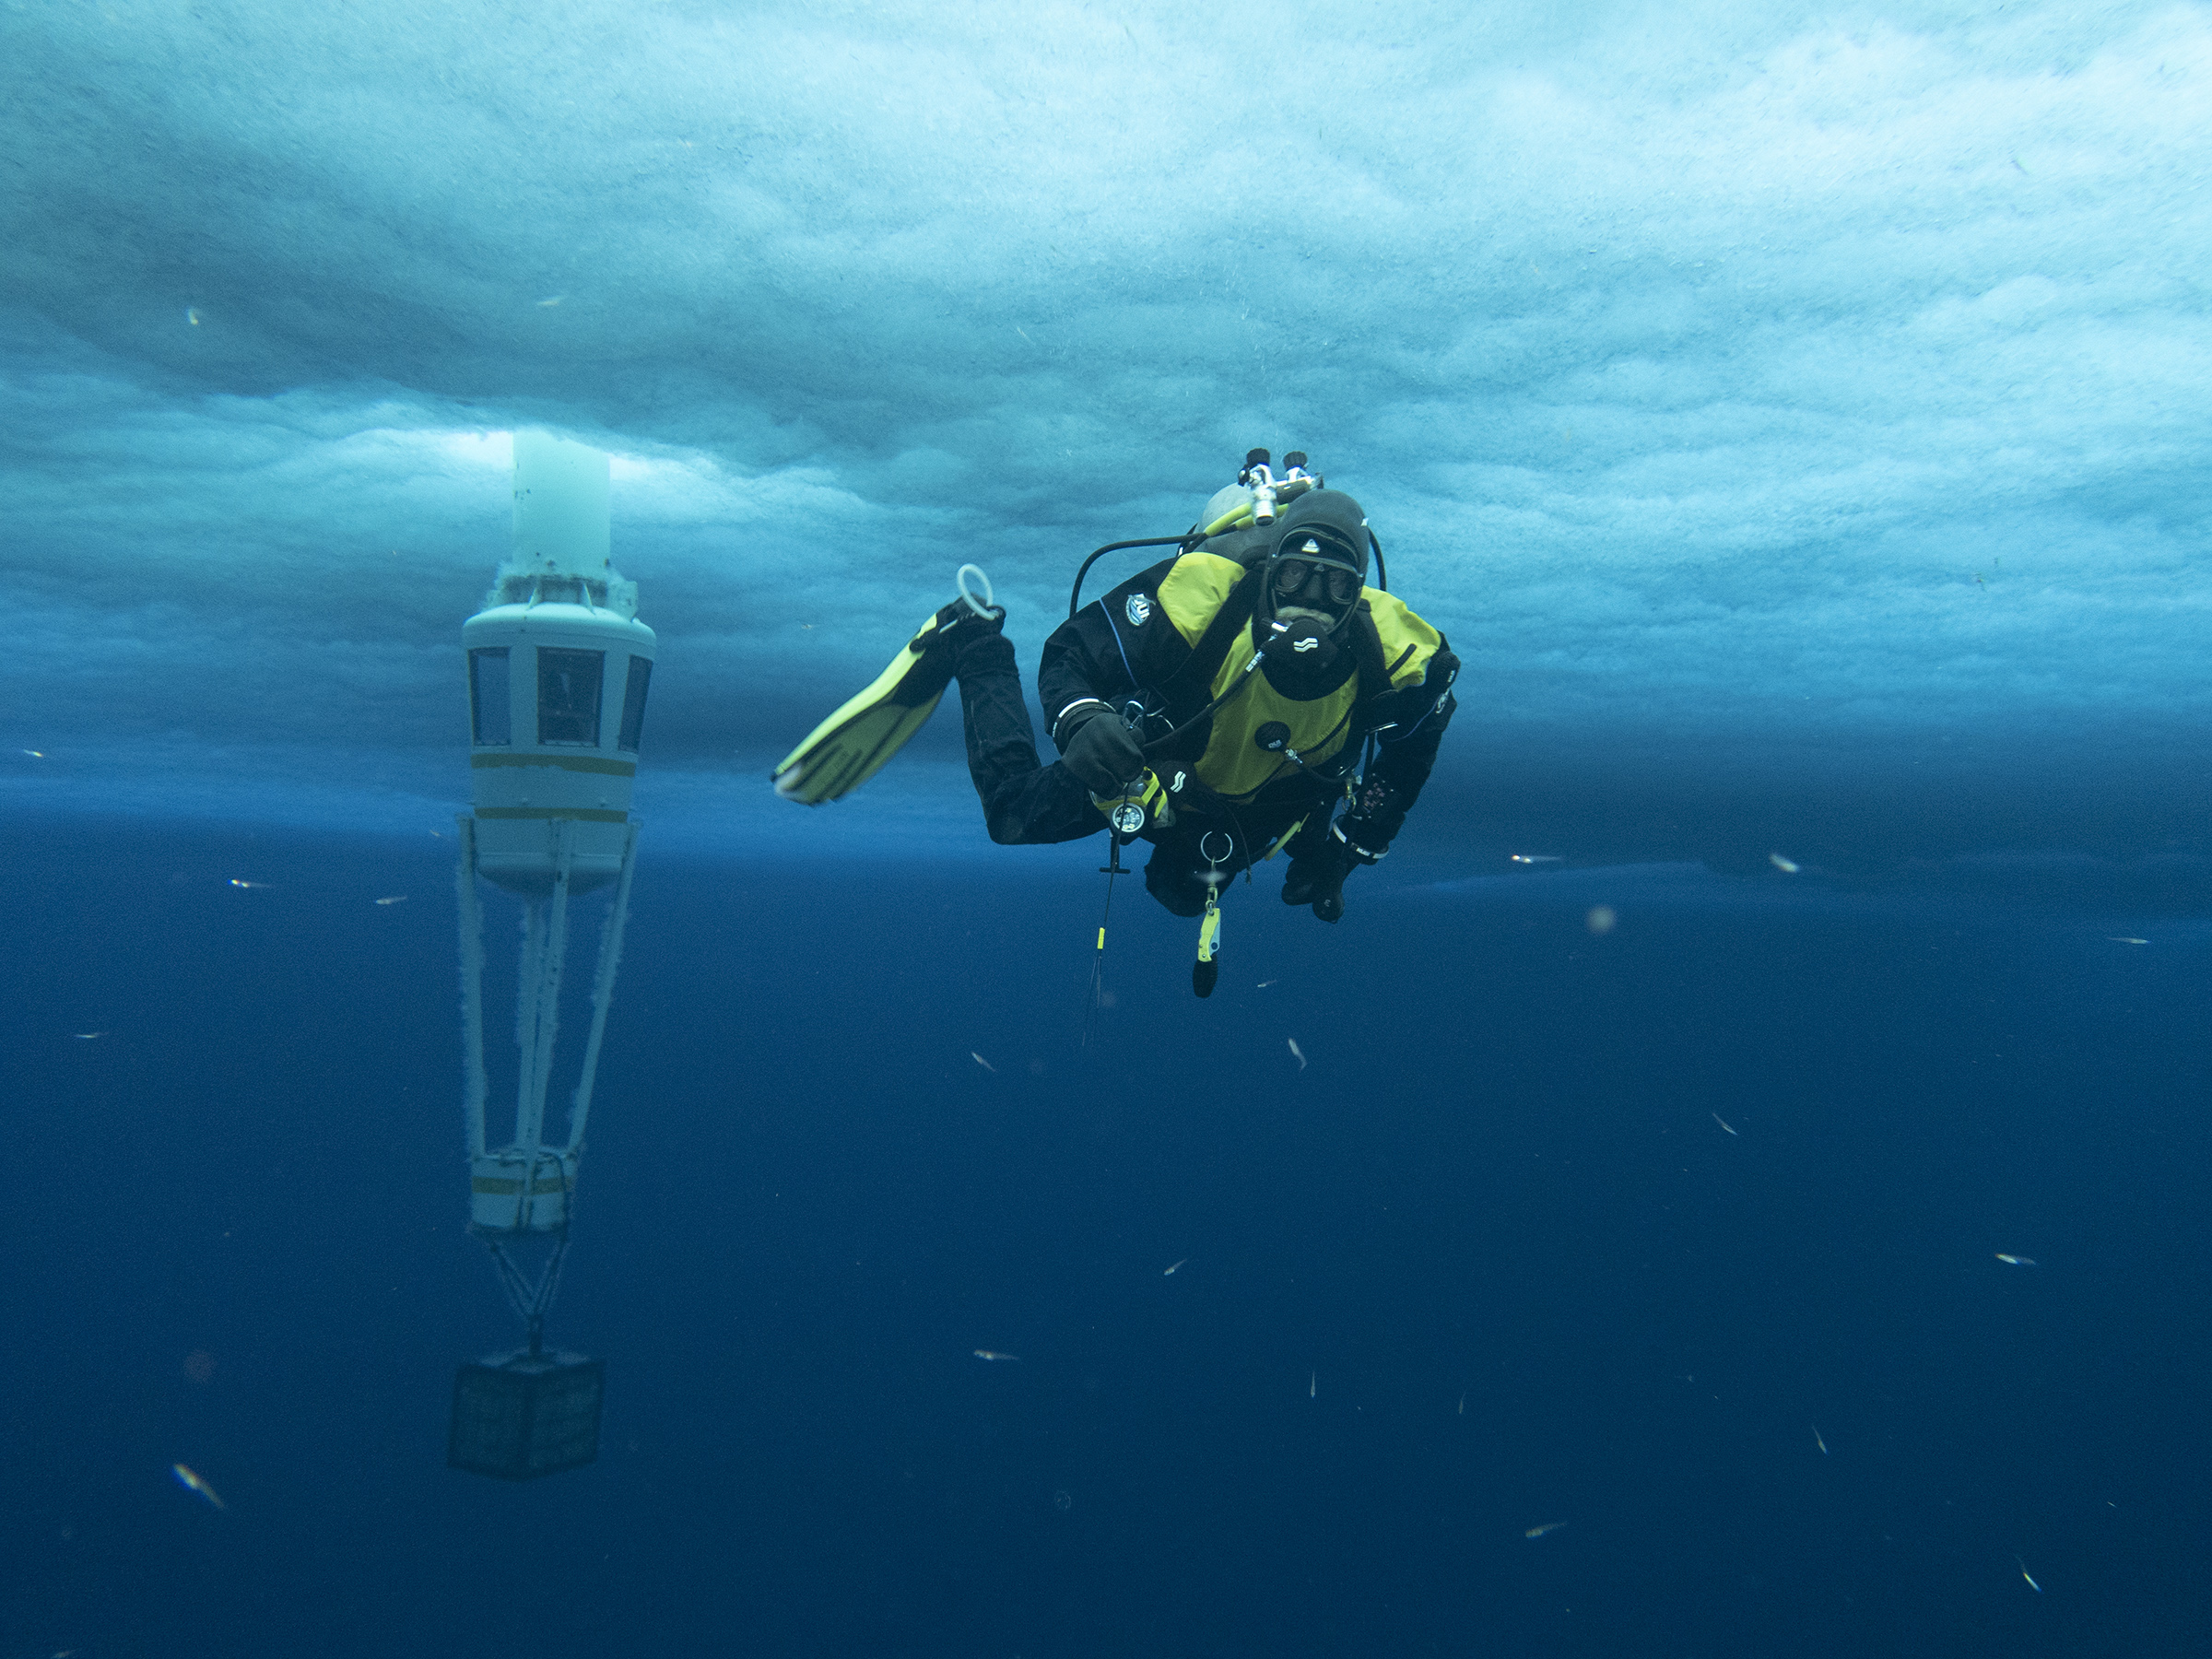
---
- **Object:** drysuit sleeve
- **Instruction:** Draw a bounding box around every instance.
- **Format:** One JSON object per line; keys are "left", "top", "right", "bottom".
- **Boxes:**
{"left": 1036, "top": 557, "right": 1194, "bottom": 748}
{"left": 1339, "top": 641, "right": 1459, "bottom": 854}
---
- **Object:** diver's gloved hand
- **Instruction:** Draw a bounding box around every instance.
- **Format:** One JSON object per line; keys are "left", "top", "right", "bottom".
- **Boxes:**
{"left": 1060, "top": 705, "right": 1146, "bottom": 795}
{"left": 1281, "top": 823, "right": 1385, "bottom": 923}
{"left": 1281, "top": 834, "right": 1357, "bottom": 923}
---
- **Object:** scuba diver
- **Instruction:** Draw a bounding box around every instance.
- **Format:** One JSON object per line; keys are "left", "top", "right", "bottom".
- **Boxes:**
{"left": 774, "top": 449, "right": 1458, "bottom": 984}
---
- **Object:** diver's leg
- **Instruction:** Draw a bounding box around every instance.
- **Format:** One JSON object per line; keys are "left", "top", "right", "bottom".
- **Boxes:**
{"left": 1280, "top": 810, "right": 1334, "bottom": 865}
{"left": 1141, "top": 841, "right": 1213, "bottom": 917}
{"left": 950, "top": 627, "right": 1035, "bottom": 799}
{"left": 1141, "top": 806, "right": 1300, "bottom": 916}
{"left": 1278, "top": 804, "right": 1356, "bottom": 922}
{"left": 949, "top": 628, "right": 1097, "bottom": 846}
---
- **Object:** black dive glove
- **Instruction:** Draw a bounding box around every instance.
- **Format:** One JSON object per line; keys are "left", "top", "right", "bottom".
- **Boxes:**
{"left": 1280, "top": 837, "right": 1353, "bottom": 923}
{"left": 1281, "top": 821, "right": 1386, "bottom": 924}
{"left": 1058, "top": 703, "right": 1146, "bottom": 795}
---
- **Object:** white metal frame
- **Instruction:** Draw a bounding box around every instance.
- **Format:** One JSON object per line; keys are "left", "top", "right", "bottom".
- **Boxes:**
{"left": 455, "top": 814, "right": 641, "bottom": 1237}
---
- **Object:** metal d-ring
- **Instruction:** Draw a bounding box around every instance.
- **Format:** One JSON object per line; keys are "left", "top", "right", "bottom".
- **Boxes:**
{"left": 1199, "top": 830, "right": 1234, "bottom": 880}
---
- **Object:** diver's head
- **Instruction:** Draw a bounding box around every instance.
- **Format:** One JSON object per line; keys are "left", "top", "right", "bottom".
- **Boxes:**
{"left": 1257, "top": 489, "right": 1370, "bottom": 663}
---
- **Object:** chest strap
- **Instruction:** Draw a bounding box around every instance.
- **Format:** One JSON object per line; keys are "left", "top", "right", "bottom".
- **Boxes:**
{"left": 1157, "top": 567, "right": 1265, "bottom": 725}
{"left": 1346, "top": 602, "right": 1416, "bottom": 733}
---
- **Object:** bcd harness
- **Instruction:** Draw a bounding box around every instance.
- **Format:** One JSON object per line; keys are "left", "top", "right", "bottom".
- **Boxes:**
{"left": 1091, "top": 555, "right": 1437, "bottom": 841}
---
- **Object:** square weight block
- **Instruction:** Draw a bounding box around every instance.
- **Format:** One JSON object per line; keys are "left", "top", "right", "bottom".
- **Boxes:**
{"left": 448, "top": 1349, "right": 604, "bottom": 1479}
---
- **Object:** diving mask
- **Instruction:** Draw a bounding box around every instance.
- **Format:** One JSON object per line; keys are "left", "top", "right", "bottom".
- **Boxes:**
{"left": 1272, "top": 549, "right": 1363, "bottom": 609}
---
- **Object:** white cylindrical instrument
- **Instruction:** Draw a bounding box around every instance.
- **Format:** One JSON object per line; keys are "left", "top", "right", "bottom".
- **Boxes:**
{"left": 457, "top": 431, "right": 647, "bottom": 1237}
{"left": 463, "top": 431, "right": 655, "bottom": 897}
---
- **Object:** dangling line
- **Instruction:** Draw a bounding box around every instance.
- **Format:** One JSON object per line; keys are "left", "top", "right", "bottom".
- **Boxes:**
{"left": 482, "top": 1228, "right": 571, "bottom": 1328}
{"left": 1082, "top": 845, "right": 1123, "bottom": 1049}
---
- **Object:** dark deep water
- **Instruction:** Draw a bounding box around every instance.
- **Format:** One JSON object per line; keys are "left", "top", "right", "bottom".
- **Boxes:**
{"left": 5, "top": 812, "right": 2208, "bottom": 1658}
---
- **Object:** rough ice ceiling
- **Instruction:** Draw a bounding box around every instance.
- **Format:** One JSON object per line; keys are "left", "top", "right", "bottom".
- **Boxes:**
{"left": 2, "top": 0, "right": 2207, "bottom": 859}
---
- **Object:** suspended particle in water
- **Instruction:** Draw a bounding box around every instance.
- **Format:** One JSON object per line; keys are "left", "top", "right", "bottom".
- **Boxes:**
{"left": 1053, "top": 1490, "right": 1072, "bottom": 1512}
{"left": 171, "top": 1464, "right": 225, "bottom": 1509}
{"left": 1586, "top": 905, "right": 1617, "bottom": 935}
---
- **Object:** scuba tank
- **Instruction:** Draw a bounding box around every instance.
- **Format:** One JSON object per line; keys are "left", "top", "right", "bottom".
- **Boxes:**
{"left": 1065, "top": 450, "right": 1345, "bottom": 622}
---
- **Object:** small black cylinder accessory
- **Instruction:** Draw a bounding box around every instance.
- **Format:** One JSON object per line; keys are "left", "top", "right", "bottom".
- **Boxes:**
{"left": 1193, "top": 956, "right": 1218, "bottom": 998}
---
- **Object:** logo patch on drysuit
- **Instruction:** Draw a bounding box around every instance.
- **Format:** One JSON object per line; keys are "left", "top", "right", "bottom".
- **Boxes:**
{"left": 1125, "top": 593, "right": 1153, "bottom": 626}
{"left": 1292, "top": 635, "right": 1319, "bottom": 653}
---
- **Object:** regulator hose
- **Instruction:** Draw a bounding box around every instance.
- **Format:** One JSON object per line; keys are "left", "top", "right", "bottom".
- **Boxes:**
{"left": 1067, "top": 535, "right": 1203, "bottom": 620}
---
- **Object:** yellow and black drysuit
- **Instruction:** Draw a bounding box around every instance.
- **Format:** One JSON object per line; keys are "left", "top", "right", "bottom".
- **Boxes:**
{"left": 947, "top": 489, "right": 1459, "bottom": 920}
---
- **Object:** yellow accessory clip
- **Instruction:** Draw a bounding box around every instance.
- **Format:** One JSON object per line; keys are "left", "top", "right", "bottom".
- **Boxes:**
{"left": 1192, "top": 891, "right": 1221, "bottom": 999}
{"left": 1191, "top": 829, "right": 1234, "bottom": 999}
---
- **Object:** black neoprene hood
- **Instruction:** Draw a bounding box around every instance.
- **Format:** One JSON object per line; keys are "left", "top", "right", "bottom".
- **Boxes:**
{"left": 1268, "top": 488, "right": 1370, "bottom": 580}
{"left": 1258, "top": 488, "right": 1371, "bottom": 639}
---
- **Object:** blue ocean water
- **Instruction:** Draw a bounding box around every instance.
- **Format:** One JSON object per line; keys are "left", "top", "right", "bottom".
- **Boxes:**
{"left": 6, "top": 3, "right": 2210, "bottom": 1651}
{"left": 5, "top": 809, "right": 2206, "bottom": 1656}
